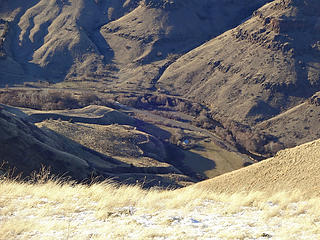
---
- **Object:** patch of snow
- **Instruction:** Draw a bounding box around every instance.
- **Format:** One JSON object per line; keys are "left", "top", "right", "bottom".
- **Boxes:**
{"left": 2, "top": 198, "right": 319, "bottom": 239}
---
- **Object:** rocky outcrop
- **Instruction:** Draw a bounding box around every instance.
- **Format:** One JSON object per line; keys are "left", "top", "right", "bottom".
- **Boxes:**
{"left": 158, "top": 0, "right": 320, "bottom": 121}
{"left": 309, "top": 92, "right": 320, "bottom": 106}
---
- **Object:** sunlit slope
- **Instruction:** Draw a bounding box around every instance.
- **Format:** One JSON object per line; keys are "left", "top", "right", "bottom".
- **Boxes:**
{"left": 158, "top": 0, "right": 320, "bottom": 125}
{"left": 194, "top": 139, "right": 320, "bottom": 197}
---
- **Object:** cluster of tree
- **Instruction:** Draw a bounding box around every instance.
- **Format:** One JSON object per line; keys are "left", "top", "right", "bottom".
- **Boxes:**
{"left": 0, "top": 90, "right": 114, "bottom": 110}
{"left": 115, "top": 93, "right": 284, "bottom": 158}
{"left": 214, "top": 119, "right": 284, "bottom": 158}
{"left": 116, "top": 93, "right": 205, "bottom": 116}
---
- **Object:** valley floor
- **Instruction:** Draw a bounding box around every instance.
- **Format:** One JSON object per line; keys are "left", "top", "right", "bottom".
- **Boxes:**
{"left": 1, "top": 180, "right": 319, "bottom": 240}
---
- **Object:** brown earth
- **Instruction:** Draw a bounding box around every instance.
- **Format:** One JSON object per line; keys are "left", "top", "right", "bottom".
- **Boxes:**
{"left": 1, "top": 0, "right": 319, "bottom": 158}
{"left": 0, "top": 103, "right": 252, "bottom": 187}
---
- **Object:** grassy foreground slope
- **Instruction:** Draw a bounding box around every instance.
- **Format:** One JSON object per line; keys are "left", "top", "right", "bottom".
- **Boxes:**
{"left": 1, "top": 139, "right": 320, "bottom": 239}
{"left": 1, "top": 176, "right": 320, "bottom": 239}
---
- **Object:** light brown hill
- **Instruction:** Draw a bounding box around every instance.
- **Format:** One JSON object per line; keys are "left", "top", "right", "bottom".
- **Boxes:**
{"left": 195, "top": 138, "right": 320, "bottom": 197}
{"left": 100, "top": 0, "right": 272, "bottom": 90}
{"left": 255, "top": 93, "right": 320, "bottom": 149}
{"left": 1, "top": 0, "right": 320, "bottom": 174}
{"left": 23, "top": 105, "right": 136, "bottom": 125}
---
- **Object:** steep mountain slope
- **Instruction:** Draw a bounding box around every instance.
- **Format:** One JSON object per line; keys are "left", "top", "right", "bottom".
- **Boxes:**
{"left": 158, "top": 0, "right": 320, "bottom": 124}
{"left": 255, "top": 93, "right": 320, "bottom": 148}
{"left": 100, "top": 0, "right": 272, "bottom": 90}
{"left": 0, "top": 0, "right": 271, "bottom": 87}
{"left": 157, "top": 0, "right": 320, "bottom": 152}
{"left": 1, "top": 0, "right": 319, "bottom": 179}
{"left": 194, "top": 138, "right": 320, "bottom": 197}
{"left": 0, "top": 0, "right": 139, "bottom": 86}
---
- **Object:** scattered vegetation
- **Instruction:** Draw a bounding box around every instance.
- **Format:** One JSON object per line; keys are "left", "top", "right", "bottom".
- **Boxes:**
{"left": 140, "top": 0, "right": 179, "bottom": 9}
{"left": 309, "top": 92, "right": 320, "bottom": 106}
{"left": 115, "top": 93, "right": 203, "bottom": 115}
{"left": 115, "top": 93, "right": 283, "bottom": 159}
{"left": 214, "top": 118, "right": 284, "bottom": 158}
{"left": 0, "top": 89, "right": 115, "bottom": 110}
{"left": 0, "top": 88, "right": 284, "bottom": 159}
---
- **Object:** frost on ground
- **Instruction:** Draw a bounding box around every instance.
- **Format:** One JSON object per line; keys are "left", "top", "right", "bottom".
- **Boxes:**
{"left": 1, "top": 194, "right": 319, "bottom": 240}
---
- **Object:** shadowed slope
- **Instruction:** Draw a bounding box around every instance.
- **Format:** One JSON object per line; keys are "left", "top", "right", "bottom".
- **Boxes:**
{"left": 0, "top": 107, "right": 91, "bottom": 179}
{"left": 100, "top": 0, "right": 272, "bottom": 90}
{"left": 0, "top": 0, "right": 135, "bottom": 85}
{"left": 156, "top": 0, "right": 320, "bottom": 154}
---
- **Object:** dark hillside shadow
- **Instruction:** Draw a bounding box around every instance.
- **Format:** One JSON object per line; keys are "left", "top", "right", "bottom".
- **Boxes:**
{"left": 34, "top": 126, "right": 125, "bottom": 167}
{"left": 164, "top": 142, "right": 215, "bottom": 181}
{"left": 90, "top": 29, "right": 115, "bottom": 64}
{"left": 134, "top": 118, "right": 172, "bottom": 140}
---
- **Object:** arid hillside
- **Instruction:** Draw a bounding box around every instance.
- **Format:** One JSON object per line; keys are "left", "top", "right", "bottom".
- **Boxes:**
{"left": 0, "top": 0, "right": 318, "bottom": 156}
{"left": 158, "top": 0, "right": 320, "bottom": 153}
{"left": 0, "top": 101, "right": 251, "bottom": 187}
{"left": 0, "top": 0, "right": 271, "bottom": 87}
{"left": 0, "top": 104, "right": 199, "bottom": 187}
{"left": 194, "top": 138, "right": 320, "bottom": 197}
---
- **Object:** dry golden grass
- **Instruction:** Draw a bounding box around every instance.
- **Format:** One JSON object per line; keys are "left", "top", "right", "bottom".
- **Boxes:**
{"left": 1, "top": 139, "right": 320, "bottom": 239}
{"left": 1, "top": 176, "right": 320, "bottom": 240}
